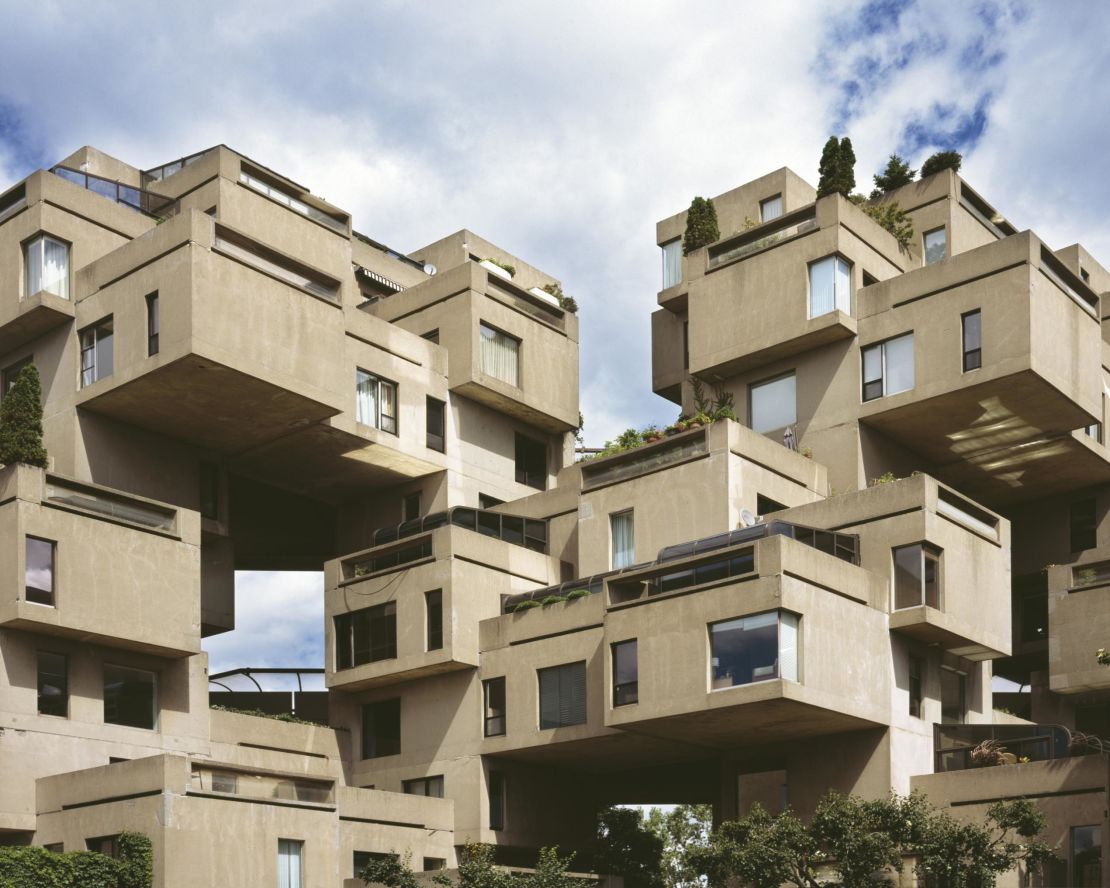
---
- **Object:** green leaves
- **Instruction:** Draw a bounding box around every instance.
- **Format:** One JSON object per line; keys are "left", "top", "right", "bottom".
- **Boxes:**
{"left": 0, "top": 363, "right": 48, "bottom": 469}
{"left": 361, "top": 844, "right": 589, "bottom": 888}
{"left": 921, "top": 150, "right": 963, "bottom": 178}
{"left": 682, "top": 197, "right": 720, "bottom": 255}
{"left": 817, "top": 136, "right": 857, "bottom": 199}
{"left": 871, "top": 154, "right": 916, "bottom": 198}
{"left": 0, "top": 832, "right": 152, "bottom": 888}
{"left": 595, "top": 806, "right": 665, "bottom": 888}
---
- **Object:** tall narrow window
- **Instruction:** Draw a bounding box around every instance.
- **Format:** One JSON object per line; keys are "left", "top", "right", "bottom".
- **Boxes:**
{"left": 1072, "top": 825, "right": 1102, "bottom": 887}
{"left": 893, "top": 544, "right": 942, "bottom": 610}
{"left": 484, "top": 677, "right": 506, "bottom": 737}
{"left": 612, "top": 640, "right": 638, "bottom": 706}
{"left": 682, "top": 320, "right": 689, "bottom": 369}
{"left": 1070, "top": 499, "right": 1097, "bottom": 552}
{"left": 923, "top": 227, "right": 947, "bottom": 265}
{"left": 2, "top": 356, "right": 32, "bottom": 398}
{"left": 610, "top": 510, "right": 634, "bottom": 569}
{"left": 198, "top": 462, "right": 219, "bottom": 520}
{"left": 426, "top": 397, "right": 446, "bottom": 452}
{"left": 861, "top": 333, "right": 914, "bottom": 401}
{"left": 538, "top": 661, "right": 587, "bottom": 729}
{"left": 361, "top": 698, "right": 401, "bottom": 758}
{"left": 25, "top": 537, "right": 55, "bottom": 606}
{"left": 145, "top": 292, "right": 160, "bottom": 356}
{"left": 488, "top": 771, "right": 506, "bottom": 830}
{"left": 356, "top": 370, "right": 398, "bottom": 434}
{"left": 908, "top": 654, "right": 923, "bottom": 718}
{"left": 479, "top": 323, "right": 520, "bottom": 387}
{"left": 808, "top": 255, "right": 852, "bottom": 318}
{"left": 103, "top": 664, "right": 156, "bottom": 729}
{"left": 79, "top": 317, "right": 114, "bottom": 387}
{"left": 335, "top": 603, "right": 397, "bottom": 669}
{"left": 24, "top": 235, "right": 70, "bottom": 299}
{"left": 749, "top": 372, "right": 796, "bottom": 434}
{"left": 402, "top": 775, "right": 444, "bottom": 797}
{"left": 425, "top": 590, "right": 443, "bottom": 651}
{"left": 37, "top": 652, "right": 68, "bottom": 717}
{"left": 760, "top": 194, "right": 783, "bottom": 223}
{"left": 403, "top": 492, "right": 421, "bottom": 522}
{"left": 710, "top": 611, "right": 799, "bottom": 689}
{"left": 661, "top": 239, "right": 682, "bottom": 289}
{"left": 940, "top": 667, "right": 966, "bottom": 724}
{"left": 961, "top": 310, "right": 981, "bottom": 372}
{"left": 278, "top": 839, "right": 303, "bottom": 888}
{"left": 515, "top": 433, "right": 547, "bottom": 490}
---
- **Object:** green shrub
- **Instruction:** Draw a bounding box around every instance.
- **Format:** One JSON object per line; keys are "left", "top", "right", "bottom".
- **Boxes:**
{"left": 0, "top": 841, "right": 142, "bottom": 888}
{"left": 682, "top": 197, "right": 719, "bottom": 255}
{"left": 0, "top": 363, "right": 48, "bottom": 469}
{"left": 817, "top": 136, "right": 856, "bottom": 199}
{"left": 118, "top": 831, "right": 153, "bottom": 888}
{"left": 542, "top": 282, "right": 578, "bottom": 313}
{"left": 482, "top": 258, "right": 516, "bottom": 276}
{"left": 870, "top": 154, "right": 916, "bottom": 198}
{"left": 860, "top": 201, "right": 914, "bottom": 250}
{"left": 566, "top": 589, "right": 590, "bottom": 600}
{"left": 513, "top": 599, "right": 541, "bottom": 612}
{"left": 541, "top": 595, "right": 567, "bottom": 606}
{"left": 920, "top": 150, "right": 962, "bottom": 178}
{"left": 68, "top": 851, "right": 123, "bottom": 888}
{"left": 0, "top": 845, "right": 78, "bottom": 887}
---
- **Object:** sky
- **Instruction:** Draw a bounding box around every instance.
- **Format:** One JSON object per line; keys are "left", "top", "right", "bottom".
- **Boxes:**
{"left": 2, "top": 0, "right": 1109, "bottom": 673}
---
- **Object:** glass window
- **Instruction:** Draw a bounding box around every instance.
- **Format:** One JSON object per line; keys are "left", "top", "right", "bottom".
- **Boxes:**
{"left": 515, "top": 433, "right": 547, "bottom": 490}
{"left": 908, "top": 654, "right": 923, "bottom": 718}
{"left": 403, "top": 492, "right": 421, "bottom": 522}
{"left": 940, "top": 667, "right": 965, "bottom": 724}
{"left": 335, "top": 602, "right": 397, "bottom": 669}
{"left": 426, "top": 397, "right": 445, "bottom": 452}
{"left": 25, "top": 537, "right": 55, "bottom": 606}
{"left": 214, "top": 230, "right": 339, "bottom": 301}
{"left": 424, "top": 858, "right": 447, "bottom": 872}
{"left": 760, "top": 194, "right": 783, "bottom": 223}
{"left": 479, "top": 323, "right": 519, "bottom": 387}
{"left": 425, "top": 590, "right": 443, "bottom": 651}
{"left": 402, "top": 775, "right": 444, "bottom": 797}
{"left": 808, "top": 255, "right": 852, "bottom": 318}
{"left": 612, "top": 640, "right": 638, "bottom": 706}
{"left": 1072, "top": 825, "right": 1102, "bottom": 887}
{"left": 610, "top": 510, "right": 635, "bottom": 569}
{"left": 893, "top": 544, "right": 942, "bottom": 610}
{"left": 538, "top": 661, "right": 587, "bottom": 729}
{"left": 2, "top": 356, "right": 32, "bottom": 398}
{"left": 278, "top": 839, "right": 303, "bottom": 888}
{"left": 103, "top": 664, "right": 156, "bottom": 729}
{"left": 749, "top": 372, "right": 796, "bottom": 434}
{"left": 710, "top": 611, "right": 799, "bottom": 689}
{"left": 86, "top": 836, "right": 120, "bottom": 858}
{"left": 24, "top": 235, "right": 70, "bottom": 299}
{"left": 79, "top": 317, "right": 114, "bottom": 387}
{"left": 484, "top": 677, "right": 506, "bottom": 737}
{"left": 361, "top": 698, "right": 401, "bottom": 758}
{"left": 146, "top": 292, "right": 159, "bottom": 356}
{"left": 488, "top": 771, "right": 506, "bottom": 831}
{"left": 861, "top": 333, "right": 914, "bottom": 401}
{"left": 962, "top": 310, "right": 981, "bottom": 372}
{"left": 661, "top": 239, "right": 682, "bottom": 289}
{"left": 356, "top": 370, "right": 398, "bottom": 434}
{"left": 1071, "top": 499, "right": 1097, "bottom": 552}
{"left": 924, "top": 227, "right": 947, "bottom": 265}
{"left": 1085, "top": 421, "right": 1101, "bottom": 443}
{"left": 37, "top": 652, "right": 68, "bottom": 717}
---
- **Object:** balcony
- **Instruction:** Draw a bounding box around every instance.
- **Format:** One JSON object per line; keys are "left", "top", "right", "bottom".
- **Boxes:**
{"left": 931, "top": 723, "right": 1071, "bottom": 773}
{"left": 51, "top": 166, "right": 178, "bottom": 219}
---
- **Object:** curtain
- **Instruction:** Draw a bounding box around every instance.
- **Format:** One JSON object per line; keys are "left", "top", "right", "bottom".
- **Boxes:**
{"left": 778, "top": 612, "right": 799, "bottom": 682}
{"left": 356, "top": 371, "right": 377, "bottom": 426}
{"left": 277, "top": 840, "right": 302, "bottom": 888}
{"left": 480, "top": 324, "right": 519, "bottom": 386}
{"left": 662, "top": 240, "right": 682, "bottom": 289}
{"left": 379, "top": 381, "right": 396, "bottom": 433}
{"left": 809, "top": 257, "right": 835, "bottom": 317}
{"left": 42, "top": 237, "right": 70, "bottom": 299}
{"left": 610, "top": 511, "right": 634, "bottom": 569}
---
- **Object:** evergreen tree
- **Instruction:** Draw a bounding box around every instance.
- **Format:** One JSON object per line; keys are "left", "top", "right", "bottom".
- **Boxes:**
{"left": 837, "top": 137, "right": 856, "bottom": 197}
{"left": 921, "top": 150, "right": 963, "bottom": 178}
{"left": 870, "top": 154, "right": 916, "bottom": 198}
{"left": 682, "top": 197, "right": 719, "bottom": 255}
{"left": 816, "top": 136, "right": 841, "bottom": 198}
{"left": 0, "top": 363, "right": 48, "bottom": 469}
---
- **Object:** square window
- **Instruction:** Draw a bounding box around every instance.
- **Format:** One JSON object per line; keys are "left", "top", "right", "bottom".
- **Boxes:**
{"left": 479, "top": 323, "right": 519, "bottom": 387}
{"left": 356, "top": 369, "right": 398, "bottom": 434}
{"left": 403, "top": 492, "right": 421, "bottom": 522}
{"left": 893, "top": 544, "right": 942, "bottom": 610}
{"left": 103, "top": 665, "right": 156, "bottom": 729}
{"left": 24, "top": 235, "right": 70, "bottom": 299}
{"left": 361, "top": 698, "right": 401, "bottom": 759}
{"left": 538, "top": 661, "right": 587, "bottom": 729}
{"left": 749, "top": 372, "right": 797, "bottom": 434}
{"left": 861, "top": 333, "right": 914, "bottom": 401}
{"left": 710, "top": 610, "right": 798, "bottom": 689}
{"left": 760, "top": 194, "right": 783, "bottom": 223}
{"left": 336, "top": 602, "right": 397, "bottom": 669}
{"left": 25, "top": 537, "right": 55, "bottom": 606}
{"left": 86, "top": 835, "right": 120, "bottom": 859}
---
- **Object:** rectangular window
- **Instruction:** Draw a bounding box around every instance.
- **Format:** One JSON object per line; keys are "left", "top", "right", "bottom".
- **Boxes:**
{"left": 425, "top": 590, "right": 443, "bottom": 651}
{"left": 484, "top": 677, "right": 506, "bottom": 737}
{"left": 356, "top": 370, "right": 398, "bottom": 434}
{"left": 426, "top": 397, "right": 445, "bottom": 452}
{"left": 402, "top": 775, "right": 444, "bottom": 797}
{"left": 479, "top": 323, "right": 520, "bottom": 387}
{"left": 1071, "top": 499, "right": 1097, "bottom": 552}
{"left": 923, "top": 227, "right": 947, "bottom": 265}
{"left": 488, "top": 771, "right": 506, "bottom": 831}
{"left": 760, "top": 194, "right": 783, "bottom": 223}
{"left": 940, "top": 667, "right": 966, "bottom": 724}
{"left": 361, "top": 698, "right": 401, "bottom": 758}
{"left": 908, "top": 654, "right": 923, "bottom": 719}
{"left": 354, "top": 852, "right": 395, "bottom": 877}
{"left": 211, "top": 772, "right": 238, "bottom": 793}
{"left": 515, "top": 433, "right": 547, "bottom": 490}
{"left": 961, "top": 310, "right": 981, "bottom": 372}
{"left": 893, "top": 544, "right": 942, "bottom": 610}
{"left": 1085, "top": 421, "right": 1102, "bottom": 443}
{"left": 710, "top": 610, "right": 799, "bottom": 689}
{"left": 808, "top": 255, "right": 852, "bottom": 317}
{"left": 24, "top": 234, "right": 70, "bottom": 299}
{"left": 103, "top": 664, "right": 156, "bottom": 730}
{"left": 682, "top": 320, "right": 689, "bottom": 369}
{"left": 37, "top": 652, "right": 68, "bottom": 717}
{"left": 2, "top": 356, "right": 32, "bottom": 398}
{"left": 612, "top": 640, "right": 638, "bottom": 706}
{"left": 86, "top": 836, "right": 120, "bottom": 859}
{"left": 749, "top": 372, "right": 797, "bottom": 434}
{"left": 335, "top": 602, "right": 397, "bottom": 669}
{"left": 79, "top": 317, "right": 114, "bottom": 387}
{"left": 862, "top": 333, "right": 914, "bottom": 401}
{"left": 538, "top": 661, "right": 587, "bottom": 729}
{"left": 25, "top": 536, "right": 55, "bottom": 606}
{"left": 610, "top": 510, "right": 635, "bottom": 570}
{"left": 661, "top": 239, "right": 682, "bottom": 289}
{"left": 424, "top": 859, "right": 446, "bottom": 872}
{"left": 402, "top": 492, "right": 421, "bottom": 522}
{"left": 278, "top": 839, "right": 303, "bottom": 888}
{"left": 145, "top": 292, "right": 159, "bottom": 356}
{"left": 198, "top": 462, "right": 219, "bottom": 520}
{"left": 1072, "top": 825, "right": 1102, "bottom": 887}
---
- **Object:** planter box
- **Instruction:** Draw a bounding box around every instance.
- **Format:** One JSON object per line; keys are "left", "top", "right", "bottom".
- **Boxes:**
{"left": 479, "top": 259, "right": 513, "bottom": 281}
{"left": 529, "top": 286, "right": 560, "bottom": 308}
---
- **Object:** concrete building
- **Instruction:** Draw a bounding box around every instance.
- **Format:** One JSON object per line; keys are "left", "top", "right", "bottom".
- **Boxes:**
{"left": 0, "top": 145, "right": 1106, "bottom": 886}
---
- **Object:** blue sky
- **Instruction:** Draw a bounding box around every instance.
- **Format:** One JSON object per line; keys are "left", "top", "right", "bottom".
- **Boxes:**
{"left": 2, "top": 0, "right": 1109, "bottom": 672}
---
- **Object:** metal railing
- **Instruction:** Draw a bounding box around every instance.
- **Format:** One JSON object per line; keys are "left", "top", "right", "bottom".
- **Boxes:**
{"left": 371, "top": 506, "right": 547, "bottom": 553}
{"left": 933, "top": 723, "right": 1070, "bottom": 772}
{"left": 52, "top": 166, "right": 177, "bottom": 218}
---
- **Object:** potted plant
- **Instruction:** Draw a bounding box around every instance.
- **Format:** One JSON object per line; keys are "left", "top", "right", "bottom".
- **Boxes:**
{"left": 479, "top": 258, "right": 516, "bottom": 280}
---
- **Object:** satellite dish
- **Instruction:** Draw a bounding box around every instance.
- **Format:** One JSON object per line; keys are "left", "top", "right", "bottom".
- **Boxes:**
{"left": 423, "top": 263, "right": 437, "bottom": 276}
{"left": 740, "top": 509, "right": 758, "bottom": 528}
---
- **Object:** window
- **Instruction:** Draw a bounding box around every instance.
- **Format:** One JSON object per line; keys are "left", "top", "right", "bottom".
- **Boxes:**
{"left": 2, "top": 356, "right": 32, "bottom": 398}
{"left": 682, "top": 320, "right": 689, "bottom": 369}
{"left": 79, "top": 317, "right": 114, "bottom": 387}
{"left": 610, "top": 510, "right": 634, "bottom": 569}
{"left": 403, "top": 492, "right": 421, "bottom": 522}
{"left": 1085, "top": 421, "right": 1102, "bottom": 443}
{"left": 483, "top": 677, "right": 506, "bottom": 737}
{"left": 403, "top": 775, "right": 444, "bottom": 797}
{"left": 44, "top": 843, "right": 63, "bottom": 853}
{"left": 661, "top": 239, "right": 682, "bottom": 289}
{"left": 25, "top": 537, "right": 55, "bottom": 606}
{"left": 710, "top": 610, "right": 799, "bottom": 689}
{"left": 538, "top": 661, "right": 587, "bottom": 729}
{"left": 354, "top": 852, "right": 396, "bottom": 877}
{"left": 103, "top": 664, "right": 156, "bottom": 729}
{"left": 278, "top": 839, "right": 303, "bottom": 888}
{"left": 422, "top": 329, "right": 440, "bottom": 344}
{"left": 961, "top": 310, "right": 981, "bottom": 372}
{"left": 425, "top": 590, "right": 443, "bottom": 651}
{"left": 1081, "top": 267, "right": 1091, "bottom": 284}
{"left": 893, "top": 544, "right": 941, "bottom": 610}
{"left": 479, "top": 493, "right": 504, "bottom": 509}
{"left": 808, "top": 255, "right": 852, "bottom": 318}
{"left": 1072, "top": 825, "right": 1102, "bottom": 887}
{"left": 426, "top": 397, "right": 445, "bottom": 452}
{"left": 146, "top": 292, "right": 159, "bottom": 356}
{"left": 940, "top": 667, "right": 965, "bottom": 724}
{"left": 24, "top": 235, "right": 70, "bottom": 299}
{"left": 488, "top": 771, "right": 506, "bottom": 831}
{"left": 361, "top": 699, "right": 401, "bottom": 758}
{"left": 479, "top": 323, "right": 519, "bottom": 387}
{"left": 760, "top": 194, "right": 783, "bottom": 223}
{"left": 515, "top": 433, "right": 547, "bottom": 490}
{"left": 923, "top": 227, "right": 947, "bottom": 265}
{"left": 1071, "top": 499, "right": 1097, "bottom": 552}
{"left": 749, "top": 372, "right": 796, "bottom": 434}
{"left": 756, "top": 494, "right": 786, "bottom": 515}
{"left": 37, "top": 652, "right": 68, "bottom": 717}
{"left": 423, "top": 859, "right": 447, "bottom": 872}
{"left": 356, "top": 370, "right": 397, "bottom": 434}
{"left": 908, "top": 654, "right": 923, "bottom": 719}
{"left": 86, "top": 836, "right": 120, "bottom": 858}
{"left": 861, "top": 333, "right": 914, "bottom": 401}
{"left": 198, "top": 462, "right": 219, "bottom": 520}
{"left": 335, "top": 602, "right": 397, "bottom": 669}
{"left": 612, "top": 640, "right": 638, "bottom": 706}
{"left": 211, "top": 772, "right": 238, "bottom": 793}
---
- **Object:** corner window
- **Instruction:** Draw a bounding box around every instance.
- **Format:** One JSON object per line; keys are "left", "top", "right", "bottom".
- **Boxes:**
{"left": 515, "top": 433, "right": 546, "bottom": 490}
{"left": 923, "top": 227, "right": 947, "bottom": 265}
{"left": 1072, "top": 825, "right": 1102, "bottom": 887}
{"left": 425, "top": 590, "right": 443, "bottom": 651}
{"left": 426, "top": 397, "right": 445, "bottom": 452}
{"left": 479, "top": 323, "right": 519, "bottom": 387}
{"left": 24, "top": 235, "right": 70, "bottom": 299}
{"left": 661, "top": 239, "right": 682, "bottom": 289}
{"left": 488, "top": 771, "right": 506, "bottom": 831}
{"left": 908, "top": 654, "right": 923, "bottom": 719}
{"left": 749, "top": 372, "right": 796, "bottom": 434}
{"left": 940, "top": 667, "right": 966, "bottom": 724}
{"left": 146, "top": 292, "right": 160, "bottom": 356}
{"left": 710, "top": 610, "right": 799, "bottom": 689}
{"left": 808, "top": 255, "right": 852, "bottom": 318}
{"left": 361, "top": 698, "right": 401, "bottom": 758}
{"left": 103, "top": 664, "right": 156, "bottom": 730}
{"left": 403, "top": 775, "right": 444, "bottom": 797}
{"left": 893, "top": 544, "right": 941, "bottom": 610}
{"left": 37, "top": 652, "right": 68, "bottom": 717}
{"left": 2, "top": 356, "right": 32, "bottom": 398}
{"left": 612, "top": 640, "right": 638, "bottom": 706}
{"left": 961, "top": 310, "right": 981, "bottom": 372}
{"left": 538, "top": 661, "right": 587, "bottom": 729}
{"left": 79, "top": 317, "right": 114, "bottom": 387}
{"left": 278, "top": 839, "right": 303, "bottom": 888}
{"left": 484, "top": 677, "right": 506, "bottom": 737}
{"left": 1070, "top": 499, "right": 1097, "bottom": 552}
{"left": 335, "top": 602, "right": 397, "bottom": 669}
{"left": 356, "top": 369, "right": 397, "bottom": 434}
{"left": 25, "top": 536, "right": 55, "bottom": 606}
{"left": 610, "top": 510, "right": 634, "bottom": 570}
{"left": 1085, "top": 422, "right": 1102, "bottom": 444}
{"left": 862, "top": 333, "right": 914, "bottom": 401}
{"left": 760, "top": 194, "right": 783, "bottom": 223}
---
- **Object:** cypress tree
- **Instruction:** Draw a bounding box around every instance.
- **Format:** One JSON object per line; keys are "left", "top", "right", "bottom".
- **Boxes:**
{"left": 682, "top": 197, "right": 720, "bottom": 255}
{"left": 816, "top": 136, "right": 841, "bottom": 198}
{"left": 837, "top": 137, "right": 857, "bottom": 197}
{"left": 0, "top": 364, "right": 48, "bottom": 469}
{"left": 920, "top": 150, "right": 963, "bottom": 178}
{"left": 871, "top": 154, "right": 916, "bottom": 198}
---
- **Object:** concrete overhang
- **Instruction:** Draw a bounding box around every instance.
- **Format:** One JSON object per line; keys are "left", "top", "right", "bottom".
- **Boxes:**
{"left": 693, "top": 310, "right": 857, "bottom": 379}
{"left": 889, "top": 605, "right": 1010, "bottom": 660}
{"left": 0, "top": 290, "right": 74, "bottom": 356}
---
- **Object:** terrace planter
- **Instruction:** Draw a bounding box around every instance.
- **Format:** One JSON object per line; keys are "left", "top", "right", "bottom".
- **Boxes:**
{"left": 480, "top": 260, "right": 513, "bottom": 281}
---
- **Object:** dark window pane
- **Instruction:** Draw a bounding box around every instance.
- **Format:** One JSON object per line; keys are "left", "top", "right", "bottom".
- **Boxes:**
{"left": 103, "top": 665, "right": 156, "bottom": 729}
{"left": 893, "top": 545, "right": 924, "bottom": 609}
{"left": 923, "top": 548, "right": 940, "bottom": 609}
{"left": 1071, "top": 499, "right": 1097, "bottom": 552}
{"left": 538, "top": 662, "right": 586, "bottom": 729}
{"left": 25, "top": 537, "right": 55, "bottom": 606}
{"left": 488, "top": 771, "right": 505, "bottom": 830}
{"left": 426, "top": 590, "right": 443, "bottom": 651}
{"left": 710, "top": 612, "right": 779, "bottom": 688}
{"left": 612, "top": 640, "right": 638, "bottom": 706}
{"left": 515, "top": 434, "right": 547, "bottom": 490}
{"left": 908, "top": 655, "right": 923, "bottom": 718}
{"left": 484, "top": 677, "right": 506, "bottom": 737}
{"left": 38, "top": 652, "right": 68, "bottom": 716}
{"left": 361, "top": 699, "right": 401, "bottom": 758}
{"left": 426, "top": 397, "right": 445, "bottom": 452}
{"left": 940, "top": 669, "right": 965, "bottom": 724}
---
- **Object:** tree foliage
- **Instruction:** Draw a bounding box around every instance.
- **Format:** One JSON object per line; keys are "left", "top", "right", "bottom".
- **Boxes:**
{"left": 870, "top": 154, "right": 916, "bottom": 198}
{"left": 858, "top": 200, "right": 915, "bottom": 250}
{"left": 817, "top": 136, "right": 856, "bottom": 199}
{"left": 643, "top": 804, "right": 712, "bottom": 888}
{"left": 0, "top": 363, "right": 48, "bottom": 469}
{"left": 921, "top": 150, "right": 963, "bottom": 178}
{"left": 360, "top": 844, "right": 589, "bottom": 888}
{"left": 0, "top": 832, "right": 153, "bottom": 888}
{"left": 595, "top": 806, "right": 664, "bottom": 888}
{"left": 682, "top": 197, "right": 719, "bottom": 255}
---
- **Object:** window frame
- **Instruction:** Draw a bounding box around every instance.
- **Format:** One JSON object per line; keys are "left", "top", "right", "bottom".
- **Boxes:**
{"left": 79, "top": 316, "right": 114, "bottom": 388}
{"left": 145, "top": 292, "right": 160, "bottom": 356}
{"left": 355, "top": 368, "right": 398, "bottom": 435}
{"left": 940, "top": 666, "right": 966, "bottom": 725}
{"left": 807, "top": 254, "right": 853, "bottom": 318}
{"left": 661, "top": 238, "right": 682, "bottom": 290}
{"left": 749, "top": 371, "right": 797, "bottom": 434}
{"left": 610, "top": 509, "right": 635, "bottom": 570}
{"left": 1071, "top": 824, "right": 1102, "bottom": 888}
{"left": 37, "top": 651, "right": 68, "bottom": 718}
{"left": 23, "top": 233, "right": 71, "bottom": 300}
{"left": 478, "top": 322, "right": 521, "bottom": 388}
{"left": 923, "top": 226, "right": 947, "bottom": 265}
{"left": 514, "top": 433, "right": 547, "bottom": 490}
{"left": 2, "top": 355, "right": 33, "bottom": 398}
{"left": 861, "top": 332, "right": 914, "bottom": 402}
{"left": 25, "top": 535, "right": 56, "bottom": 606}
{"left": 425, "top": 589, "right": 443, "bottom": 652}
{"left": 335, "top": 602, "right": 398, "bottom": 670}
{"left": 426, "top": 396, "right": 446, "bottom": 452}
{"left": 402, "top": 775, "right": 444, "bottom": 797}
{"left": 759, "top": 194, "right": 783, "bottom": 223}
{"left": 102, "top": 663, "right": 158, "bottom": 730}
{"left": 538, "top": 661, "right": 588, "bottom": 730}
{"left": 892, "top": 543, "right": 942, "bottom": 610}
{"left": 361, "top": 698, "right": 401, "bottom": 759}
{"left": 483, "top": 677, "right": 506, "bottom": 737}
{"left": 277, "top": 838, "right": 304, "bottom": 888}
{"left": 488, "top": 771, "right": 506, "bottom": 831}
{"left": 908, "top": 653, "right": 923, "bottom": 719}
{"left": 612, "top": 640, "right": 638, "bottom": 707}
{"left": 961, "top": 309, "right": 981, "bottom": 372}
{"left": 709, "top": 610, "right": 800, "bottom": 690}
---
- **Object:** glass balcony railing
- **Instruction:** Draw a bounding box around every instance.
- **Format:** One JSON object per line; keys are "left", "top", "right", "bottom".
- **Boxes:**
{"left": 238, "top": 171, "right": 348, "bottom": 235}
{"left": 708, "top": 213, "right": 818, "bottom": 269}
{"left": 581, "top": 431, "right": 708, "bottom": 489}
{"left": 45, "top": 477, "right": 178, "bottom": 534}
{"left": 190, "top": 768, "right": 333, "bottom": 805}
{"left": 344, "top": 536, "right": 433, "bottom": 580}
{"left": 655, "top": 520, "right": 859, "bottom": 566}
{"left": 372, "top": 506, "right": 547, "bottom": 553}
{"left": 52, "top": 167, "right": 178, "bottom": 219}
{"left": 1072, "top": 561, "right": 1110, "bottom": 589}
{"left": 933, "top": 723, "right": 1070, "bottom": 772}
{"left": 502, "top": 572, "right": 616, "bottom": 614}
{"left": 143, "top": 149, "right": 211, "bottom": 184}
